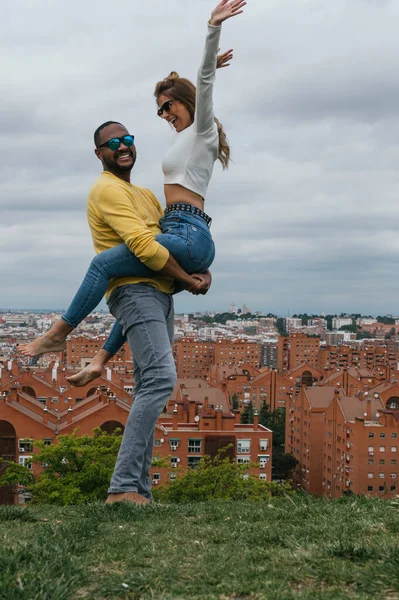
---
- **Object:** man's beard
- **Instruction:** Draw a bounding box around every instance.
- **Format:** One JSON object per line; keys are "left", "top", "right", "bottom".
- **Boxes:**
{"left": 103, "top": 149, "right": 136, "bottom": 173}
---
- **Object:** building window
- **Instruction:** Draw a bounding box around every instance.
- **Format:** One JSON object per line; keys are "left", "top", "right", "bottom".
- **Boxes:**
{"left": 171, "top": 457, "right": 179, "bottom": 468}
{"left": 237, "top": 439, "right": 251, "bottom": 454}
{"left": 368, "top": 473, "right": 374, "bottom": 479}
{"left": 392, "top": 433, "right": 397, "bottom": 439}
{"left": 237, "top": 456, "right": 250, "bottom": 465}
{"left": 379, "top": 486, "right": 385, "bottom": 492}
{"left": 18, "top": 439, "right": 33, "bottom": 453}
{"left": 259, "top": 440, "right": 268, "bottom": 451}
{"left": 379, "top": 473, "right": 384, "bottom": 479}
{"left": 170, "top": 472, "right": 177, "bottom": 481}
{"left": 169, "top": 439, "right": 180, "bottom": 451}
{"left": 259, "top": 473, "right": 267, "bottom": 481}
{"left": 188, "top": 456, "right": 201, "bottom": 469}
{"left": 380, "top": 433, "right": 386, "bottom": 439}
{"left": 43, "top": 439, "right": 52, "bottom": 446}
{"left": 392, "top": 447, "right": 397, "bottom": 453}
{"left": 188, "top": 439, "right": 202, "bottom": 454}
{"left": 391, "top": 460, "right": 397, "bottom": 466}
{"left": 380, "top": 447, "right": 386, "bottom": 453}
{"left": 368, "top": 446, "right": 374, "bottom": 452}
{"left": 18, "top": 456, "right": 32, "bottom": 469}
{"left": 368, "top": 432, "right": 374, "bottom": 438}
{"left": 391, "top": 473, "right": 397, "bottom": 479}
{"left": 154, "top": 439, "right": 162, "bottom": 447}
{"left": 258, "top": 455, "right": 270, "bottom": 468}
{"left": 368, "top": 459, "right": 374, "bottom": 464}
{"left": 379, "top": 460, "right": 385, "bottom": 465}
{"left": 152, "top": 473, "right": 160, "bottom": 485}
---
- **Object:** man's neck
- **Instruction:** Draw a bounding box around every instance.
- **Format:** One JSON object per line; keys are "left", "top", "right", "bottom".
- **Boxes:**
{"left": 104, "top": 168, "right": 131, "bottom": 183}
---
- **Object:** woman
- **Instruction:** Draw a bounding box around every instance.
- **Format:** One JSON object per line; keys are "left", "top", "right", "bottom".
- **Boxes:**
{"left": 19, "top": 0, "right": 245, "bottom": 383}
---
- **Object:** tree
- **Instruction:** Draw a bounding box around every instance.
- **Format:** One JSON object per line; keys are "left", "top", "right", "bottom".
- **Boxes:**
{"left": 356, "top": 331, "right": 372, "bottom": 340}
{"left": 259, "top": 400, "right": 271, "bottom": 427}
{"left": 276, "top": 318, "right": 287, "bottom": 336}
{"left": 240, "top": 401, "right": 255, "bottom": 424}
{"left": 377, "top": 316, "right": 395, "bottom": 325}
{"left": 260, "top": 406, "right": 298, "bottom": 481}
{"left": 325, "top": 315, "right": 334, "bottom": 331}
{"left": 273, "top": 453, "right": 298, "bottom": 481}
{"left": 230, "top": 393, "right": 239, "bottom": 410}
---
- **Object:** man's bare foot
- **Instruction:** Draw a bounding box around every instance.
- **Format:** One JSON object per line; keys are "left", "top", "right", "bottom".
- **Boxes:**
{"left": 66, "top": 363, "right": 103, "bottom": 387}
{"left": 18, "top": 334, "right": 67, "bottom": 358}
{"left": 105, "top": 492, "right": 150, "bottom": 505}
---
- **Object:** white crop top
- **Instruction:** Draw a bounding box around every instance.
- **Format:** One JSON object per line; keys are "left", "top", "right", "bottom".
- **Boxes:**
{"left": 162, "top": 23, "right": 221, "bottom": 200}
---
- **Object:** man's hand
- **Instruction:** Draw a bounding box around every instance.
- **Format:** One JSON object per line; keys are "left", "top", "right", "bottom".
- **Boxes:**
{"left": 217, "top": 48, "right": 234, "bottom": 69}
{"left": 188, "top": 271, "right": 212, "bottom": 295}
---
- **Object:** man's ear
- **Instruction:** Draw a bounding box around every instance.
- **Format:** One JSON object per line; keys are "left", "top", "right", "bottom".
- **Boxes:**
{"left": 94, "top": 148, "right": 102, "bottom": 161}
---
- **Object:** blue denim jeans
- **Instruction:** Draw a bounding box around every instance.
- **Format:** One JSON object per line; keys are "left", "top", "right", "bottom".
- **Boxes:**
{"left": 61, "top": 210, "right": 215, "bottom": 355}
{"left": 106, "top": 284, "right": 176, "bottom": 498}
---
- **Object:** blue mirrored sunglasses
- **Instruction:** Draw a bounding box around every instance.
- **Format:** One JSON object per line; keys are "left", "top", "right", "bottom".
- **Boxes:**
{"left": 98, "top": 135, "right": 135, "bottom": 151}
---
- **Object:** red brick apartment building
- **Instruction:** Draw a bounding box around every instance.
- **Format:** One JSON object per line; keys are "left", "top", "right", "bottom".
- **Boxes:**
{"left": 206, "top": 365, "right": 293, "bottom": 412}
{"left": 277, "top": 334, "right": 398, "bottom": 379}
{"left": 63, "top": 336, "right": 132, "bottom": 368}
{"left": 277, "top": 334, "right": 320, "bottom": 373}
{"left": 319, "top": 344, "right": 398, "bottom": 373}
{"left": 249, "top": 370, "right": 293, "bottom": 411}
{"left": 323, "top": 392, "right": 398, "bottom": 499}
{"left": 173, "top": 339, "right": 260, "bottom": 378}
{"left": 173, "top": 339, "right": 215, "bottom": 378}
{"left": 286, "top": 381, "right": 399, "bottom": 499}
{"left": 0, "top": 362, "right": 272, "bottom": 504}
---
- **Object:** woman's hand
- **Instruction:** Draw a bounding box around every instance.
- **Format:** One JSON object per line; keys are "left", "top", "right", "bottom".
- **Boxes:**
{"left": 210, "top": 0, "right": 246, "bottom": 27}
{"left": 217, "top": 48, "right": 234, "bottom": 69}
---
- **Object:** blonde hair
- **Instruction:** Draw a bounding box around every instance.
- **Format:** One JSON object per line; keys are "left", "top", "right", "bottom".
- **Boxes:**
{"left": 154, "top": 72, "right": 230, "bottom": 169}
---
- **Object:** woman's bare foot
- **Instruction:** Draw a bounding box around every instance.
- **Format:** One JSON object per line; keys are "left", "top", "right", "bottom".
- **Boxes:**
{"left": 18, "top": 319, "right": 73, "bottom": 358}
{"left": 66, "top": 363, "right": 103, "bottom": 387}
{"left": 66, "top": 349, "right": 112, "bottom": 387}
{"left": 18, "top": 334, "right": 67, "bottom": 358}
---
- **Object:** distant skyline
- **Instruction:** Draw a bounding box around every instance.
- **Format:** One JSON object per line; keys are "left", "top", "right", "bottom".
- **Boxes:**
{"left": 2, "top": 1, "right": 399, "bottom": 315}
{"left": 1, "top": 307, "right": 398, "bottom": 319}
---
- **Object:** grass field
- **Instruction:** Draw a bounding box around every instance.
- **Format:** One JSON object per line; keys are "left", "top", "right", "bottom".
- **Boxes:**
{"left": 0, "top": 495, "right": 399, "bottom": 600}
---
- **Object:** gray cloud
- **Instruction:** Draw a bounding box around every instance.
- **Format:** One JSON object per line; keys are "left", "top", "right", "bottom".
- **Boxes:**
{"left": 2, "top": 0, "right": 399, "bottom": 315}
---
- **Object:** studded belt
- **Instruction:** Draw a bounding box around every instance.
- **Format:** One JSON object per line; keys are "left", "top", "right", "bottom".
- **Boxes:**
{"left": 164, "top": 203, "right": 212, "bottom": 227}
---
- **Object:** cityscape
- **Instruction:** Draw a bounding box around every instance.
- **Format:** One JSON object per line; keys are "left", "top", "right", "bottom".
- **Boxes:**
{"left": 1, "top": 304, "right": 399, "bottom": 504}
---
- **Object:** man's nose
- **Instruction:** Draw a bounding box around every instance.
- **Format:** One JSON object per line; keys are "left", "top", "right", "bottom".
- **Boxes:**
{"left": 118, "top": 141, "right": 129, "bottom": 151}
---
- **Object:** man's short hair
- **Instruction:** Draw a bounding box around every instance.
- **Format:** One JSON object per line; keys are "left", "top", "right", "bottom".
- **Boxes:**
{"left": 94, "top": 121, "right": 124, "bottom": 147}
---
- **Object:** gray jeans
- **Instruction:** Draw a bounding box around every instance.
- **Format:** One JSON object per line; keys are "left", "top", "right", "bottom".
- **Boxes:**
{"left": 106, "top": 283, "right": 176, "bottom": 499}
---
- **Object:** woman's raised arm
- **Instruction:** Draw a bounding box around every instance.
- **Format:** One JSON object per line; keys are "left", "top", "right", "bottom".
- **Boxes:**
{"left": 195, "top": 0, "right": 245, "bottom": 134}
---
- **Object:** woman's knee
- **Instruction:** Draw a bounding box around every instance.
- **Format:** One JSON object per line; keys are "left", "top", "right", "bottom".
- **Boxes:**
{"left": 90, "top": 252, "right": 108, "bottom": 275}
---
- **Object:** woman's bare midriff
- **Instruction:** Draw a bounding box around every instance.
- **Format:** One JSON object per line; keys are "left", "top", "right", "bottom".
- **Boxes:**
{"left": 164, "top": 184, "right": 204, "bottom": 211}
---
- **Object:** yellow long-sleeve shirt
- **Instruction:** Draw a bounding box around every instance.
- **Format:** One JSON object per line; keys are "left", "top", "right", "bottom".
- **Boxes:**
{"left": 87, "top": 171, "right": 174, "bottom": 297}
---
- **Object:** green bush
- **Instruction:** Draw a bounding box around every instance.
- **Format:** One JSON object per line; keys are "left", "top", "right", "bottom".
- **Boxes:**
{"left": 0, "top": 432, "right": 293, "bottom": 505}
{"left": 0, "top": 429, "right": 123, "bottom": 505}
{"left": 153, "top": 450, "right": 294, "bottom": 504}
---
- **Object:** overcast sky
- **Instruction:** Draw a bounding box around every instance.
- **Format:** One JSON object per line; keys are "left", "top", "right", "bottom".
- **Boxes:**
{"left": 2, "top": 0, "right": 399, "bottom": 316}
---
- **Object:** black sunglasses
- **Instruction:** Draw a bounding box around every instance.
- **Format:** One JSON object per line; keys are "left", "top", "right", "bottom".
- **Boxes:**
{"left": 157, "top": 99, "right": 174, "bottom": 118}
{"left": 98, "top": 135, "right": 135, "bottom": 151}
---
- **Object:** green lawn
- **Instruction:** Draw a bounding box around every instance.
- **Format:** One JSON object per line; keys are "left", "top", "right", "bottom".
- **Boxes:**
{"left": 0, "top": 495, "right": 398, "bottom": 600}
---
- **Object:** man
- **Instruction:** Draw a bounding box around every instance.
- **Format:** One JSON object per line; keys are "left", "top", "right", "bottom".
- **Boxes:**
{"left": 88, "top": 120, "right": 210, "bottom": 505}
